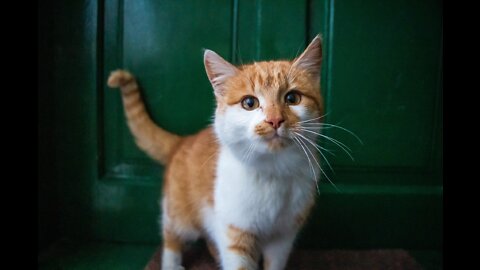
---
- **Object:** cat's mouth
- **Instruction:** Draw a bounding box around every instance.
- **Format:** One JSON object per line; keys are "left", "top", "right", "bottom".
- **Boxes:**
{"left": 263, "top": 131, "right": 281, "bottom": 140}
{"left": 263, "top": 133, "right": 290, "bottom": 151}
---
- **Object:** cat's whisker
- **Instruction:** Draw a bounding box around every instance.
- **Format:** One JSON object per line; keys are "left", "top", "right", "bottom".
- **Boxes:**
{"left": 242, "top": 145, "right": 250, "bottom": 162}
{"left": 200, "top": 152, "right": 218, "bottom": 169}
{"left": 242, "top": 142, "right": 256, "bottom": 163}
{"left": 295, "top": 133, "right": 340, "bottom": 192}
{"left": 293, "top": 136, "right": 320, "bottom": 195}
{"left": 292, "top": 136, "right": 320, "bottom": 195}
{"left": 247, "top": 143, "right": 254, "bottom": 161}
{"left": 297, "top": 113, "right": 330, "bottom": 124}
{"left": 295, "top": 125, "right": 335, "bottom": 132}
{"left": 294, "top": 132, "right": 335, "bottom": 174}
{"left": 240, "top": 143, "right": 250, "bottom": 162}
{"left": 300, "top": 123, "right": 363, "bottom": 145}
{"left": 296, "top": 128, "right": 355, "bottom": 161}
{"left": 292, "top": 137, "right": 316, "bottom": 180}
{"left": 248, "top": 144, "right": 255, "bottom": 162}
{"left": 298, "top": 128, "right": 352, "bottom": 152}
{"left": 300, "top": 123, "right": 330, "bottom": 126}
{"left": 291, "top": 129, "right": 336, "bottom": 156}
{"left": 301, "top": 122, "right": 330, "bottom": 125}
{"left": 246, "top": 141, "right": 258, "bottom": 163}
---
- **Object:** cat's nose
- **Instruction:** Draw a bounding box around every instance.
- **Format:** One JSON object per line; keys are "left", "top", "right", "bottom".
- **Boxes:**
{"left": 265, "top": 117, "right": 285, "bottom": 129}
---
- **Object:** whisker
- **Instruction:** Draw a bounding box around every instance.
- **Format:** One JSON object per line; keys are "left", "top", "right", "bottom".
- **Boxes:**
{"left": 294, "top": 132, "right": 335, "bottom": 174}
{"left": 248, "top": 142, "right": 257, "bottom": 162}
{"left": 247, "top": 141, "right": 258, "bottom": 162}
{"left": 243, "top": 144, "right": 250, "bottom": 162}
{"left": 298, "top": 128, "right": 352, "bottom": 151}
{"left": 296, "top": 128, "right": 352, "bottom": 151}
{"left": 242, "top": 142, "right": 254, "bottom": 163}
{"left": 293, "top": 136, "right": 320, "bottom": 194}
{"left": 297, "top": 113, "right": 330, "bottom": 124}
{"left": 318, "top": 135, "right": 355, "bottom": 161}
{"left": 301, "top": 123, "right": 363, "bottom": 145}
{"left": 200, "top": 152, "right": 217, "bottom": 169}
{"left": 297, "top": 128, "right": 355, "bottom": 161}
{"left": 296, "top": 125, "right": 335, "bottom": 131}
{"left": 245, "top": 143, "right": 253, "bottom": 161}
{"left": 296, "top": 134, "right": 340, "bottom": 192}
{"left": 292, "top": 136, "right": 317, "bottom": 182}
{"left": 292, "top": 129, "right": 336, "bottom": 156}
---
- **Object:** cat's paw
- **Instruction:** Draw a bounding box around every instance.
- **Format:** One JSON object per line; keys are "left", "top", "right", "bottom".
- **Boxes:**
{"left": 107, "top": 70, "right": 135, "bottom": 88}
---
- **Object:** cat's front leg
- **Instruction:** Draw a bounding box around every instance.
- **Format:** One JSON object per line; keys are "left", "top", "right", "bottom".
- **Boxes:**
{"left": 160, "top": 225, "right": 185, "bottom": 270}
{"left": 217, "top": 224, "right": 261, "bottom": 270}
{"left": 262, "top": 232, "right": 297, "bottom": 270}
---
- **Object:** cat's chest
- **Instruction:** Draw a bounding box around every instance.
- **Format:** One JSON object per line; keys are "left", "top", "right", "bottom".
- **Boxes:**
{"left": 214, "top": 146, "right": 315, "bottom": 234}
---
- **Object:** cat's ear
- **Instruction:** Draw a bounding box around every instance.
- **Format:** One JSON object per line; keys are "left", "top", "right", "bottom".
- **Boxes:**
{"left": 204, "top": 50, "right": 239, "bottom": 96}
{"left": 292, "top": 35, "right": 323, "bottom": 79}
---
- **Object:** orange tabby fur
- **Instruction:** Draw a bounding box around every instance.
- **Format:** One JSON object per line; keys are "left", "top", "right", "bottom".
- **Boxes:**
{"left": 109, "top": 72, "right": 219, "bottom": 256}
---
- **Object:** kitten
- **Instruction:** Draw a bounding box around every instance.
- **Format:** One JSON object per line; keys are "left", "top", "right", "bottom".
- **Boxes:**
{"left": 107, "top": 35, "right": 324, "bottom": 270}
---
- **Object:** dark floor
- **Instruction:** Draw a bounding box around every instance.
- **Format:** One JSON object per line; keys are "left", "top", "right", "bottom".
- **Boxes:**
{"left": 38, "top": 240, "right": 442, "bottom": 270}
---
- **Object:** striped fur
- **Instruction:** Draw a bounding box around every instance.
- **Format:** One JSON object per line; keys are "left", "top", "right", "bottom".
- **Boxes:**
{"left": 107, "top": 70, "right": 182, "bottom": 165}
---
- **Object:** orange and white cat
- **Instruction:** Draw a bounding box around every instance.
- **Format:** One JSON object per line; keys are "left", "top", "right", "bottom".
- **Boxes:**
{"left": 108, "top": 35, "right": 324, "bottom": 270}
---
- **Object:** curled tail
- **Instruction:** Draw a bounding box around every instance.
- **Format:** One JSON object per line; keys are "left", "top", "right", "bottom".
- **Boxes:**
{"left": 107, "top": 70, "right": 183, "bottom": 165}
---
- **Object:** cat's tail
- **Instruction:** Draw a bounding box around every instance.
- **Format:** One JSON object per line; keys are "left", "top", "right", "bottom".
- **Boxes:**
{"left": 107, "top": 70, "right": 183, "bottom": 165}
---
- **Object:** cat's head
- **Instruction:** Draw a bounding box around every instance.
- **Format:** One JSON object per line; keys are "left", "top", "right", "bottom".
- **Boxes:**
{"left": 204, "top": 35, "right": 324, "bottom": 163}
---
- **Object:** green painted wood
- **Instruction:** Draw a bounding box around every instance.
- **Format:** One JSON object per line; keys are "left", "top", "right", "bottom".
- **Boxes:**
{"left": 306, "top": 0, "right": 442, "bottom": 248}
{"left": 312, "top": 0, "right": 443, "bottom": 176}
{"left": 39, "top": 0, "right": 442, "bottom": 250}
{"left": 298, "top": 185, "right": 442, "bottom": 249}
{"left": 236, "top": 0, "right": 307, "bottom": 62}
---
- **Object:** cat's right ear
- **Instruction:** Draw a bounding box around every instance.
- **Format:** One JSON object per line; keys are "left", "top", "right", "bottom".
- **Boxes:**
{"left": 204, "top": 50, "right": 239, "bottom": 97}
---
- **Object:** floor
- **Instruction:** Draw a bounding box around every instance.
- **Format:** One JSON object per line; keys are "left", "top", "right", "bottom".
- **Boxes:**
{"left": 38, "top": 240, "right": 442, "bottom": 270}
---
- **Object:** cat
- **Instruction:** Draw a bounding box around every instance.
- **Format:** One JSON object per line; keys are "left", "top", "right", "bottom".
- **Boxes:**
{"left": 107, "top": 35, "right": 324, "bottom": 270}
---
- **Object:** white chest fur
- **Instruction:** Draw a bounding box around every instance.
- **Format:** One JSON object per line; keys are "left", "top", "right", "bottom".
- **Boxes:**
{"left": 212, "top": 144, "right": 316, "bottom": 238}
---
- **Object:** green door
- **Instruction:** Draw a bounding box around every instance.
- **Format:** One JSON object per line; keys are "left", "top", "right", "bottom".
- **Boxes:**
{"left": 40, "top": 0, "right": 442, "bottom": 251}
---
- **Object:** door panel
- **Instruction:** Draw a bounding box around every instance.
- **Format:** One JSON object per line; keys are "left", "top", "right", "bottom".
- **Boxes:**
{"left": 236, "top": 0, "right": 307, "bottom": 62}
{"left": 320, "top": 0, "right": 442, "bottom": 171}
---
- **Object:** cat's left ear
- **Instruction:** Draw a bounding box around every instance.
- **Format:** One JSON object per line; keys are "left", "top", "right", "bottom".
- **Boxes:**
{"left": 204, "top": 50, "right": 239, "bottom": 97}
{"left": 292, "top": 35, "right": 323, "bottom": 80}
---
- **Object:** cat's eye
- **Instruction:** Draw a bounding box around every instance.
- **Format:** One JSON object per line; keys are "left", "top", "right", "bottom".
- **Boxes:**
{"left": 285, "top": 91, "right": 301, "bottom": 105}
{"left": 241, "top": 96, "right": 259, "bottom": 110}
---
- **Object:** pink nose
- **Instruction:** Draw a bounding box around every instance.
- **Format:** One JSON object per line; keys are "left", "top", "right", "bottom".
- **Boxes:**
{"left": 265, "top": 117, "right": 285, "bottom": 129}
